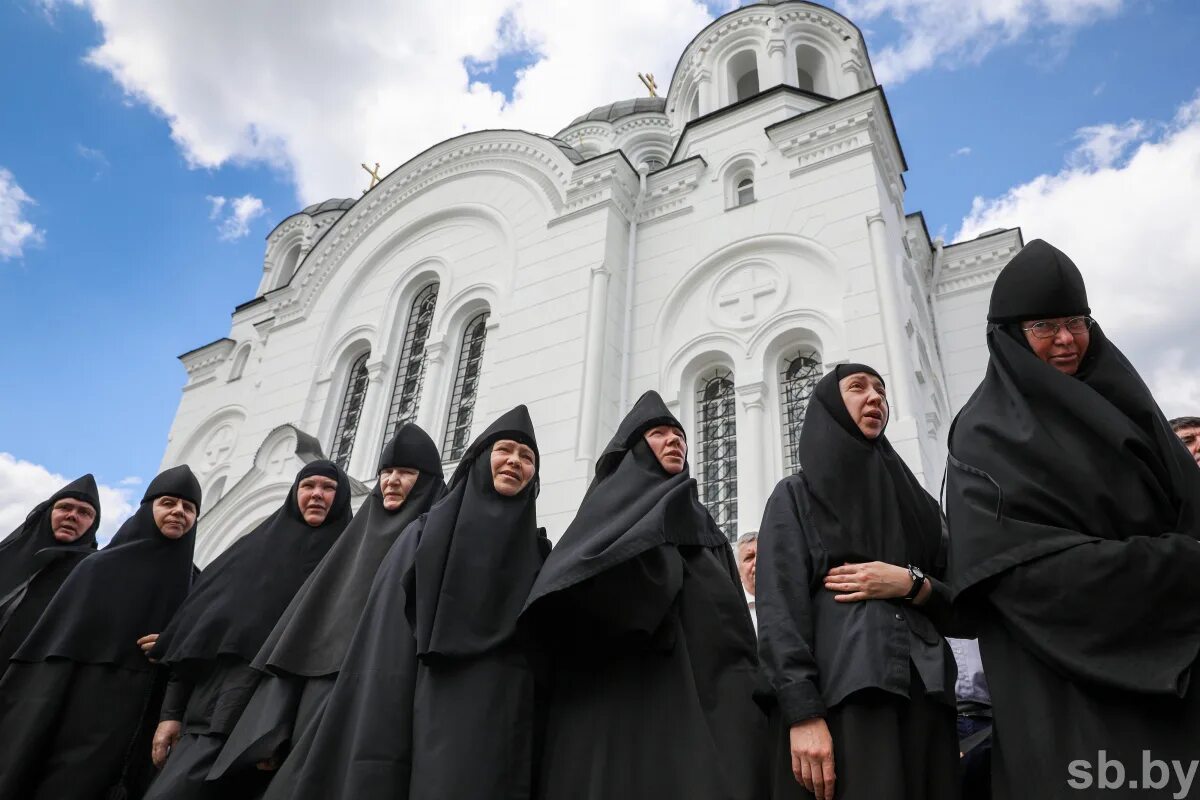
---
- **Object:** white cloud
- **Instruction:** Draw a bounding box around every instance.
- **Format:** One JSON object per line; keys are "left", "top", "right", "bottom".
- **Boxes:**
{"left": 119, "top": 476, "right": 142, "bottom": 486}
{"left": 0, "top": 167, "right": 44, "bottom": 260}
{"left": 953, "top": 146, "right": 972, "bottom": 157}
{"left": 957, "top": 91, "right": 1200, "bottom": 419}
{"left": 0, "top": 453, "right": 137, "bottom": 547}
{"left": 206, "top": 193, "right": 266, "bottom": 241}
{"left": 75, "top": 143, "right": 110, "bottom": 179}
{"left": 832, "top": 0, "right": 1126, "bottom": 84}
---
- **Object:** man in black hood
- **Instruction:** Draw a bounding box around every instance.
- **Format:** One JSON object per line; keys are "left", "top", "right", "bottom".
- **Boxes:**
{"left": 946, "top": 239, "right": 1200, "bottom": 799}
{"left": 0, "top": 474, "right": 101, "bottom": 667}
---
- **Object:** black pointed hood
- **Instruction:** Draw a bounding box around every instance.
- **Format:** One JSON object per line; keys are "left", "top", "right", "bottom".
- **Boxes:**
{"left": 151, "top": 460, "right": 352, "bottom": 667}
{"left": 524, "top": 391, "right": 726, "bottom": 616}
{"left": 987, "top": 239, "right": 1090, "bottom": 324}
{"left": 796, "top": 364, "right": 942, "bottom": 568}
{"left": 407, "top": 406, "right": 547, "bottom": 660}
{"left": 255, "top": 425, "right": 448, "bottom": 677}
{"left": 12, "top": 466, "right": 198, "bottom": 670}
{"left": 0, "top": 473, "right": 101, "bottom": 601}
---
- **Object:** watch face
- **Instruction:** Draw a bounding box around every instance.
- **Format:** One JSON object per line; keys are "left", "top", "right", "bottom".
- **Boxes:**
{"left": 911, "top": 566, "right": 924, "bottom": 581}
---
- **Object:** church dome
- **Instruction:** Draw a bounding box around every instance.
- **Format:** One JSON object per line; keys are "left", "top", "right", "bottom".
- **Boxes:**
{"left": 301, "top": 197, "right": 356, "bottom": 215}
{"left": 566, "top": 97, "right": 668, "bottom": 128}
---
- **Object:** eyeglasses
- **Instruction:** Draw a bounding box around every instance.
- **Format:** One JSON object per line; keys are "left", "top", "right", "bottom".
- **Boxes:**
{"left": 1021, "top": 316, "right": 1094, "bottom": 340}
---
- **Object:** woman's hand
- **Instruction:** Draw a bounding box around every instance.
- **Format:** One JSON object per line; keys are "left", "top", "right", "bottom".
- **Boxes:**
{"left": 824, "top": 561, "right": 915, "bottom": 602}
{"left": 255, "top": 756, "right": 281, "bottom": 772}
{"left": 790, "top": 717, "right": 836, "bottom": 800}
{"left": 137, "top": 633, "right": 159, "bottom": 662}
{"left": 151, "top": 720, "right": 181, "bottom": 768}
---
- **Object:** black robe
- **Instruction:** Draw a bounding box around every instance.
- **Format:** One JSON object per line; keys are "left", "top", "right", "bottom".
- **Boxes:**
{"left": 756, "top": 364, "right": 960, "bottom": 800}
{"left": 263, "top": 405, "right": 548, "bottom": 800}
{"left": 144, "top": 460, "right": 351, "bottom": 800}
{"left": 946, "top": 240, "right": 1200, "bottom": 800}
{"left": 0, "top": 474, "right": 100, "bottom": 667}
{"left": 0, "top": 466, "right": 200, "bottom": 800}
{"left": 522, "top": 390, "right": 767, "bottom": 800}
{"left": 209, "top": 425, "right": 446, "bottom": 783}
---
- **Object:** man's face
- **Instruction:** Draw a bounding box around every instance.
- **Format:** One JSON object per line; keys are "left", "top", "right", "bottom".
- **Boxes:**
{"left": 49, "top": 498, "right": 97, "bottom": 543}
{"left": 491, "top": 439, "right": 536, "bottom": 496}
{"left": 152, "top": 495, "right": 198, "bottom": 539}
{"left": 1177, "top": 426, "right": 1200, "bottom": 467}
{"left": 297, "top": 476, "right": 339, "bottom": 526}
{"left": 378, "top": 467, "right": 421, "bottom": 511}
{"left": 1022, "top": 316, "right": 1091, "bottom": 375}
{"left": 737, "top": 538, "right": 757, "bottom": 596}
{"left": 643, "top": 425, "right": 687, "bottom": 475}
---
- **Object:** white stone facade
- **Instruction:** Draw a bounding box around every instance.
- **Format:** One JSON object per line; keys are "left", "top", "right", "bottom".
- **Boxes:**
{"left": 162, "top": 0, "right": 1022, "bottom": 565}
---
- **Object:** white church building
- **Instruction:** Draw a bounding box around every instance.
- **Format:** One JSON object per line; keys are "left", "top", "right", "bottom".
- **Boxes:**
{"left": 163, "top": 0, "right": 1024, "bottom": 565}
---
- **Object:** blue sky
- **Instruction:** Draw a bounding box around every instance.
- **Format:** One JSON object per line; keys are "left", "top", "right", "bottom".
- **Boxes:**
{"left": 1, "top": 0, "right": 1198, "bottom": 535}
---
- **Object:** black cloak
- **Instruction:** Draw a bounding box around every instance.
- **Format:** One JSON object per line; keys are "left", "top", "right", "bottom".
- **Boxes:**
{"left": 262, "top": 406, "right": 549, "bottom": 800}
{"left": 144, "top": 460, "right": 352, "bottom": 800}
{"left": 945, "top": 239, "right": 1200, "bottom": 798}
{"left": 0, "top": 473, "right": 101, "bottom": 666}
{"left": 0, "top": 465, "right": 200, "bottom": 800}
{"left": 756, "top": 366, "right": 959, "bottom": 800}
{"left": 207, "top": 425, "right": 447, "bottom": 779}
{"left": 522, "top": 391, "right": 767, "bottom": 800}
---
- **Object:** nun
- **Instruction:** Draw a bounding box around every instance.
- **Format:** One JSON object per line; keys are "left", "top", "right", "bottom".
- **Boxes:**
{"left": 143, "top": 460, "right": 352, "bottom": 800}
{"left": 0, "top": 465, "right": 200, "bottom": 800}
{"left": 264, "top": 406, "right": 548, "bottom": 800}
{"left": 208, "top": 425, "right": 446, "bottom": 784}
{"left": 756, "top": 365, "right": 959, "bottom": 800}
{"left": 945, "top": 240, "right": 1200, "bottom": 799}
{"left": 0, "top": 473, "right": 101, "bottom": 667}
{"left": 522, "top": 390, "right": 766, "bottom": 800}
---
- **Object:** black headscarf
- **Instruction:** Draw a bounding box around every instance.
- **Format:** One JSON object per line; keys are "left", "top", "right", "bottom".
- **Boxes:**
{"left": 12, "top": 466, "right": 201, "bottom": 671}
{"left": 524, "top": 390, "right": 727, "bottom": 612}
{"left": 0, "top": 473, "right": 101, "bottom": 603}
{"left": 948, "top": 239, "right": 1200, "bottom": 594}
{"left": 255, "top": 425, "right": 447, "bottom": 677}
{"left": 797, "top": 364, "right": 942, "bottom": 569}
{"left": 406, "top": 405, "right": 546, "bottom": 660}
{"left": 151, "top": 460, "right": 352, "bottom": 668}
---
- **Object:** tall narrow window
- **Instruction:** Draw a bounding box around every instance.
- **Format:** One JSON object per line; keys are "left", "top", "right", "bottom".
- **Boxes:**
{"left": 381, "top": 283, "right": 439, "bottom": 453}
{"left": 442, "top": 312, "right": 490, "bottom": 463}
{"left": 330, "top": 352, "right": 371, "bottom": 471}
{"left": 736, "top": 177, "right": 755, "bottom": 206}
{"left": 696, "top": 368, "right": 738, "bottom": 541}
{"left": 780, "top": 352, "right": 822, "bottom": 474}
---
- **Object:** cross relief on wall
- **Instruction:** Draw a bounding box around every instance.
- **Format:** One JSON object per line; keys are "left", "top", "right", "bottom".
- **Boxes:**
{"left": 713, "top": 265, "right": 783, "bottom": 325}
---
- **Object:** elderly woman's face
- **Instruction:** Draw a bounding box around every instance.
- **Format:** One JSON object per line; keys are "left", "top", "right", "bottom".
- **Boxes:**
{"left": 839, "top": 372, "right": 888, "bottom": 439}
{"left": 152, "top": 496, "right": 198, "bottom": 539}
{"left": 1022, "top": 316, "right": 1091, "bottom": 375}
{"left": 643, "top": 425, "right": 687, "bottom": 475}
{"left": 378, "top": 467, "right": 420, "bottom": 511}
{"left": 491, "top": 439, "right": 536, "bottom": 496}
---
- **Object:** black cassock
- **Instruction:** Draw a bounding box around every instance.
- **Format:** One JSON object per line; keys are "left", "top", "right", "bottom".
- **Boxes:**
{"left": 946, "top": 241, "right": 1200, "bottom": 800}
{"left": 0, "top": 473, "right": 100, "bottom": 666}
{"left": 756, "top": 365, "right": 959, "bottom": 800}
{"left": 0, "top": 466, "right": 200, "bottom": 800}
{"left": 522, "top": 391, "right": 767, "bottom": 800}
{"left": 209, "top": 425, "right": 446, "bottom": 784}
{"left": 264, "top": 406, "right": 548, "bottom": 800}
{"left": 144, "top": 460, "right": 351, "bottom": 800}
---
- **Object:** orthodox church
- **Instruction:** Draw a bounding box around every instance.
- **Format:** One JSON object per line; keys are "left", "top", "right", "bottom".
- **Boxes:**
{"left": 163, "top": 0, "right": 1023, "bottom": 565}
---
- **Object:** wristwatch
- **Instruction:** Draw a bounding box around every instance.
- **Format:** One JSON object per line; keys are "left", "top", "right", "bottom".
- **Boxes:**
{"left": 903, "top": 565, "right": 925, "bottom": 602}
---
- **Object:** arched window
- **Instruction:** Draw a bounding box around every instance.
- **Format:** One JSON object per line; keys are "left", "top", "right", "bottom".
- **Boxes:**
{"left": 643, "top": 158, "right": 665, "bottom": 172}
{"left": 276, "top": 242, "right": 302, "bottom": 288}
{"left": 381, "top": 283, "right": 439, "bottom": 453}
{"left": 728, "top": 50, "right": 760, "bottom": 103}
{"left": 736, "top": 177, "right": 755, "bottom": 206}
{"left": 794, "top": 44, "right": 830, "bottom": 96}
{"left": 696, "top": 368, "right": 738, "bottom": 541}
{"left": 780, "top": 352, "right": 822, "bottom": 474}
{"left": 227, "top": 345, "right": 251, "bottom": 382}
{"left": 442, "top": 312, "right": 490, "bottom": 463}
{"left": 688, "top": 92, "right": 700, "bottom": 121}
{"left": 330, "top": 352, "right": 371, "bottom": 471}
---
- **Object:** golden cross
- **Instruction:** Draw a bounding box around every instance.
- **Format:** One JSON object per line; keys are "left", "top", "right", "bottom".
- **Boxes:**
{"left": 360, "top": 161, "right": 382, "bottom": 194}
{"left": 637, "top": 72, "right": 658, "bottom": 97}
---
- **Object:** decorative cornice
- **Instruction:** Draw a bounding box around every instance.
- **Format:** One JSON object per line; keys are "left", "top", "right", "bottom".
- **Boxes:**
{"left": 549, "top": 155, "right": 639, "bottom": 226}
{"left": 639, "top": 157, "right": 706, "bottom": 224}
{"left": 612, "top": 116, "right": 671, "bottom": 136}
{"left": 935, "top": 233, "right": 1022, "bottom": 298}
{"left": 179, "top": 338, "right": 235, "bottom": 385}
